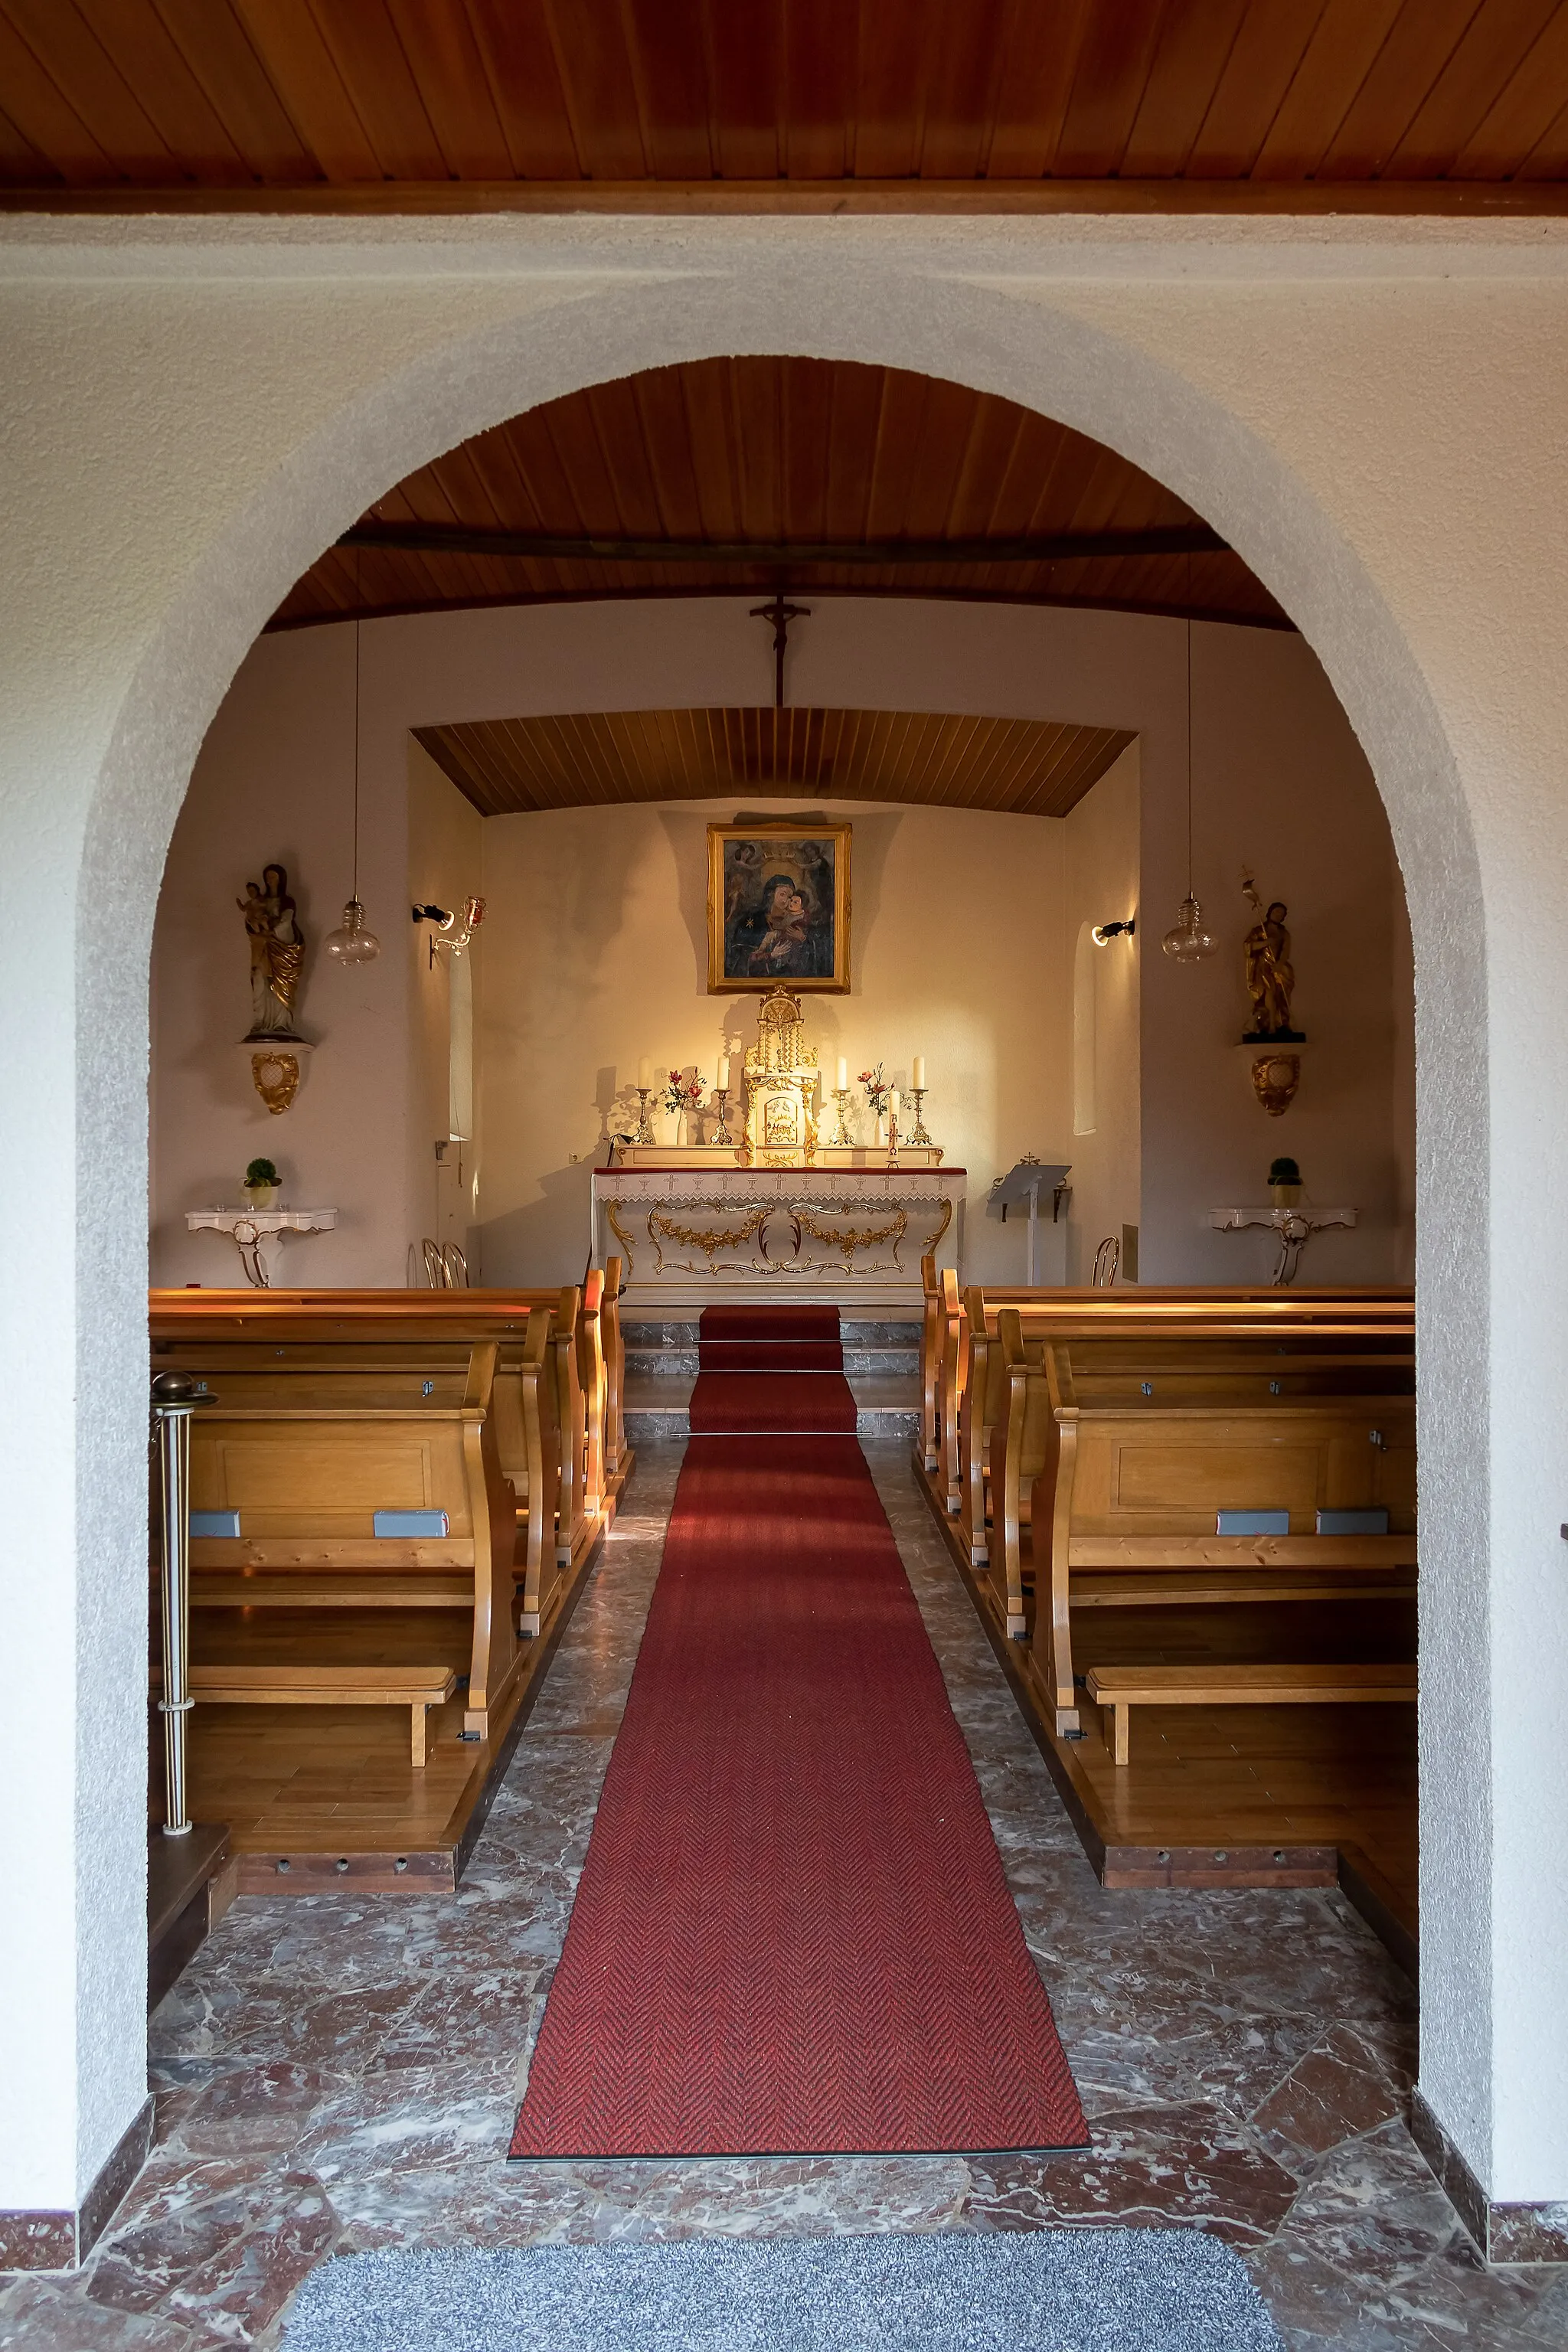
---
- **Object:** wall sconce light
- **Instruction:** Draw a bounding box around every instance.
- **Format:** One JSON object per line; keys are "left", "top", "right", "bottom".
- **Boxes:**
{"left": 412, "top": 897, "right": 485, "bottom": 969}
{"left": 1091, "top": 919, "right": 1136, "bottom": 944}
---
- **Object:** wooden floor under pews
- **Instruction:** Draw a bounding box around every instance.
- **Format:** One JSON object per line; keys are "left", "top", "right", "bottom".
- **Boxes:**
{"left": 183, "top": 1593, "right": 592, "bottom": 1892}
{"left": 912, "top": 1266, "right": 1419, "bottom": 1965}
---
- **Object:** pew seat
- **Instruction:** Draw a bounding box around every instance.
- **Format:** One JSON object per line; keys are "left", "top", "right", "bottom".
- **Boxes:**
{"left": 1070, "top": 1566, "right": 1416, "bottom": 1608}
{"left": 1084, "top": 1660, "right": 1418, "bottom": 1766}
{"left": 188, "top": 1662, "right": 459, "bottom": 1766}
{"left": 191, "top": 1573, "right": 471, "bottom": 1608}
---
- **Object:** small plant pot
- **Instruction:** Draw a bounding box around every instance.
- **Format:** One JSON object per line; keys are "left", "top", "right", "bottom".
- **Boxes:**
{"left": 1269, "top": 1183, "right": 1302, "bottom": 1209}
{"left": 243, "top": 1184, "right": 279, "bottom": 1212}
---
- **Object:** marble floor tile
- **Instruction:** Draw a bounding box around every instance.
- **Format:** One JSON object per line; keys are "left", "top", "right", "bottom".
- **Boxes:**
{"left": 12, "top": 1441, "right": 1510, "bottom": 2348}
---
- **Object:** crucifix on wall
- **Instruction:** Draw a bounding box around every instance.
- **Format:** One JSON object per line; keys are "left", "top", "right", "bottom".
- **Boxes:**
{"left": 749, "top": 591, "right": 811, "bottom": 708}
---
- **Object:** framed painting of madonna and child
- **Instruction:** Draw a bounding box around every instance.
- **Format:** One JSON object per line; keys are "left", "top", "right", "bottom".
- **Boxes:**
{"left": 707, "top": 822, "right": 851, "bottom": 994}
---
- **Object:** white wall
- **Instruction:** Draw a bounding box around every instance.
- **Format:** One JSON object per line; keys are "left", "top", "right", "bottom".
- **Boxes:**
{"left": 152, "top": 601, "right": 1405, "bottom": 1300}
{"left": 5, "top": 214, "right": 1564, "bottom": 2221}
{"left": 474, "top": 790, "right": 1069, "bottom": 1288}
{"left": 409, "top": 743, "right": 485, "bottom": 1277}
{"left": 151, "top": 628, "right": 417, "bottom": 1288}
{"left": 1140, "top": 622, "right": 1410, "bottom": 1287}
{"left": 1063, "top": 744, "right": 1142, "bottom": 1282}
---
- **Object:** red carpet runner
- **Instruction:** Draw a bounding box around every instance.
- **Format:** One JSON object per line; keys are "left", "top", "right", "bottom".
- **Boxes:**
{"left": 509, "top": 1305, "right": 1088, "bottom": 2159}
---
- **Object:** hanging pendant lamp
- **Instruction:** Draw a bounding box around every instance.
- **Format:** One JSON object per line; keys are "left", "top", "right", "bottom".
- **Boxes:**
{"left": 1161, "top": 587, "right": 1216, "bottom": 963}
{"left": 325, "top": 567, "right": 381, "bottom": 965}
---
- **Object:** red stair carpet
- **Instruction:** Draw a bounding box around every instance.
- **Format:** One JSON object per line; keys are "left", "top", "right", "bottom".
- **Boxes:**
{"left": 509, "top": 1305, "right": 1088, "bottom": 2160}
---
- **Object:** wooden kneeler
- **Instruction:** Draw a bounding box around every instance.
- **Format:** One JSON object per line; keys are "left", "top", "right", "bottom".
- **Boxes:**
{"left": 1085, "top": 1661, "right": 1417, "bottom": 1766}
{"left": 189, "top": 1664, "right": 459, "bottom": 1766}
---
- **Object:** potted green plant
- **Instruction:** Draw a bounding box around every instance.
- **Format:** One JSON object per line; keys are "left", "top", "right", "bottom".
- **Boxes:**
{"left": 243, "top": 1156, "right": 281, "bottom": 1211}
{"left": 1268, "top": 1155, "right": 1302, "bottom": 1209}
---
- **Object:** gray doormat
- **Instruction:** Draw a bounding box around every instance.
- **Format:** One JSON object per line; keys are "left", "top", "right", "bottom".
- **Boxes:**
{"left": 282, "top": 2229, "right": 1283, "bottom": 2350}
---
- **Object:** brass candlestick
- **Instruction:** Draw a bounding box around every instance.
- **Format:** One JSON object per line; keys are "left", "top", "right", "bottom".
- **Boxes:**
{"left": 831, "top": 1087, "right": 854, "bottom": 1148}
{"left": 906, "top": 1086, "right": 932, "bottom": 1146}
{"left": 885, "top": 1110, "right": 900, "bottom": 1169}
{"left": 635, "top": 1086, "right": 656, "bottom": 1145}
{"left": 712, "top": 1087, "right": 733, "bottom": 1147}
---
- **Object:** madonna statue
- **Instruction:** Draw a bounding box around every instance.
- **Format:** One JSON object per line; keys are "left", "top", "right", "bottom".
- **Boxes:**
{"left": 239, "top": 864, "right": 306, "bottom": 1041}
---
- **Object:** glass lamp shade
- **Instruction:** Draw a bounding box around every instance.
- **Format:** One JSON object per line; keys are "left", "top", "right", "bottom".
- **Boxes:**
{"left": 324, "top": 897, "right": 381, "bottom": 964}
{"left": 1161, "top": 892, "right": 1217, "bottom": 962}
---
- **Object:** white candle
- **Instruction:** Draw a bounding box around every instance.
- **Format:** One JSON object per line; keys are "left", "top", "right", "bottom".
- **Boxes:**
{"left": 912, "top": 1056, "right": 926, "bottom": 1090}
{"left": 836, "top": 1056, "right": 848, "bottom": 1093}
{"left": 889, "top": 1088, "right": 900, "bottom": 1119}
{"left": 717, "top": 1055, "right": 730, "bottom": 1091}
{"left": 637, "top": 1057, "right": 652, "bottom": 1089}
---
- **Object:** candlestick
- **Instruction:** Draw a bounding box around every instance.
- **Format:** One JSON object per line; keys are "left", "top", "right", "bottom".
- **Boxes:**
{"left": 637, "top": 1056, "right": 653, "bottom": 1090}
{"left": 835, "top": 1055, "right": 849, "bottom": 1093}
{"left": 912, "top": 1055, "right": 926, "bottom": 1090}
{"left": 717, "top": 1054, "right": 730, "bottom": 1092}
{"left": 888, "top": 1088, "right": 900, "bottom": 1122}
{"left": 906, "top": 1085, "right": 932, "bottom": 1146}
{"left": 635, "top": 1086, "right": 656, "bottom": 1145}
{"left": 831, "top": 1087, "right": 854, "bottom": 1148}
{"left": 885, "top": 1107, "right": 900, "bottom": 1169}
{"left": 711, "top": 1087, "right": 733, "bottom": 1148}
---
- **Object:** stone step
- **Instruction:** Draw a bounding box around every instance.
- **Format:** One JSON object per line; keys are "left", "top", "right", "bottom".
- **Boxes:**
{"left": 626, "top": 1346, "right": 918, "bottom": 1380}
{"left": 624, "top": 1370, "right": 920, "bottom": 1450}
{"left": 622, "top": 1318, "right": 918, "bottom": 1348}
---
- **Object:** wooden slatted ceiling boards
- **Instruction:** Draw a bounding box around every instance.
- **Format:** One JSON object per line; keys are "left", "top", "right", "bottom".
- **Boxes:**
{"left": 413, "top": 707, "right": 1136, "bottom": 822}
{"left": 274, "top": 357, "right": 1288, "bottom": 633}
{"left": 2, "top": 1, "right": 1568, "bottom": 201}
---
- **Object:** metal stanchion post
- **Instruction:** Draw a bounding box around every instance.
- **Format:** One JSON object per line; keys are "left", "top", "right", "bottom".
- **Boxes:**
{"left": 151, "top": 1370, "right": 198, "bottom": 1837}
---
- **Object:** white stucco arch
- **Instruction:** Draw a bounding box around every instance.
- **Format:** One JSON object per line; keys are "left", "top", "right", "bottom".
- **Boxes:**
{"left": 5, "top": 216, "right": 1563, "bottom": 2243}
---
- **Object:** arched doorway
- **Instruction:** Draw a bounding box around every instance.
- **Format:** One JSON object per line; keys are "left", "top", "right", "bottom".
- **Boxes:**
{"left": 9, "top": 219, "right": 1555, "bottom": 2262}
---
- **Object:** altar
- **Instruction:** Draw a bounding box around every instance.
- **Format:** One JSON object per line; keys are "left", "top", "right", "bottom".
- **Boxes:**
{"left": 592, "top": 1162, "right": 964, "bottom": 1313}
{"left": 595, "top": 987, "right": 962, "bottom": 1311}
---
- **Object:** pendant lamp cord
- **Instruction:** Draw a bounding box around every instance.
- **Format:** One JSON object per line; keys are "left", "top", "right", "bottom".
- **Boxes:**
{"left": 1184, "top": 551, "right": 1194, "bottom": 896}
{"left": 351, "top": 550, "right": 362, "bottom": 903}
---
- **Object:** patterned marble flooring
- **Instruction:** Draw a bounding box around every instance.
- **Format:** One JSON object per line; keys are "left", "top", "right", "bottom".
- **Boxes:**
{"left": 5, "top": 1442, "right": 1564, "bottom": 2350}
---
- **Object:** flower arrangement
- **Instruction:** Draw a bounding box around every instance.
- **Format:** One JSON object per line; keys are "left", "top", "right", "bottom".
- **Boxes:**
{"left": 858, "top": 1063, "right": 890, "bottom": 1119}
{"left": 662, "top": 1068, "right": 707, "bottom": 1116}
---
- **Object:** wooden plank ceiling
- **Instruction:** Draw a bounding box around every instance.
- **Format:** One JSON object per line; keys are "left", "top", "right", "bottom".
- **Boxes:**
{"left": 1, "top": 0, "right": 1566, "bottom": 208}
{"left": 279, "top": 355, "right": 1286, "bottom": 632}
{"left": 414, "top": 707, "right": 1137, "bottom": 822}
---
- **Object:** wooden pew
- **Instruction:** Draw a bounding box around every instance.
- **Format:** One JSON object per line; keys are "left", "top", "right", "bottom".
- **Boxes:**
{"left": 152, "top": 1269, "right": 631, "bottom": 1602}
{"left": 600, "top": 1255, "right": 627, "bottom": 1478}
{"left": 948, "top": 1285, "right": 1414, "bottom": 1567}
{"left": 178, "top": 1335, "right": 525, "bottom": 1747}
{"left": 1084, "top": 1661, "right": 1417, "bottom": 1766}
{"left": 919, "top": 1253, "right": 942, "bottom": 1472}
{"left": 987, "top": 1314, "right": 1416, "bottom": 1732}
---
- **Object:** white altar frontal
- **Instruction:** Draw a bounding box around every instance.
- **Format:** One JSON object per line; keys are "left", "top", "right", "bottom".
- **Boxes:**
{"left": 596, "top": 988, "right": 962, "bottom": 1312}
{"left": 593, "top": 1163, "right": 963, "bottom": 1313}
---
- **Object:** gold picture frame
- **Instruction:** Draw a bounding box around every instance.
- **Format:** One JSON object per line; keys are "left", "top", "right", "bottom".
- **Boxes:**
{"left": 707, "top": 821, "right": 851, "bottom": 994}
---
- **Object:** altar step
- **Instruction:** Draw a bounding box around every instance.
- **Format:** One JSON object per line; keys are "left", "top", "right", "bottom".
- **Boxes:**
{"left": 623, "top": 1318, "right": 920, "bottom": 1447}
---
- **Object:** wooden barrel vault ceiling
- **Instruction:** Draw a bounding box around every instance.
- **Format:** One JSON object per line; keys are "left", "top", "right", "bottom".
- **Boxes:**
{"left": 279, "top": 355, "right": 1285, "bottom": 633}
{"left": 1, "top": 1, "right": 1565, "bottom": 211}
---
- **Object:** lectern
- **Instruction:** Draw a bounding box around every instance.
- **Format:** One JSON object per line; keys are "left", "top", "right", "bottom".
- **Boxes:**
{"left": 990, "top": 1161, "right": 1071, "bottom": 1284}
